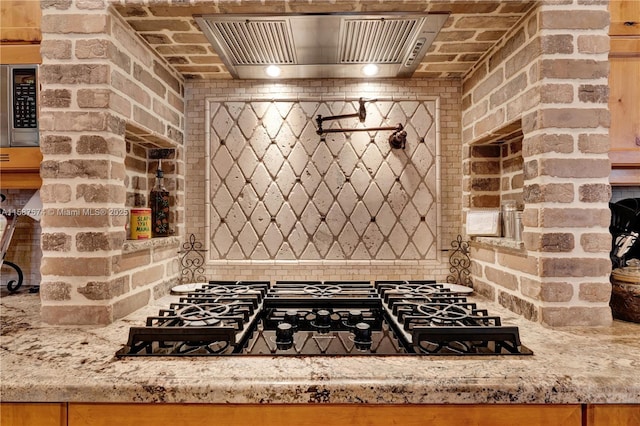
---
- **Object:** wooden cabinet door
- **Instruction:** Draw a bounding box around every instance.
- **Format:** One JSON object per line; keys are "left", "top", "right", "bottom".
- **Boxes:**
{"left": 610, "top": 0, "right": 640, "bottom": 36}
{"left": 0, "top": 403, "right": 67, "bottom": 426}
{"left": 585, "top": 404, "right": 640, "bottom": 426}
{"left": 0, "top": 0, "right": 42, "bottom": 64}
{"left": 609, "top": 57, "right": 640, "bottom": 167}
{"left": 68, "top": 403, "right": 581, "bottom": 426}
{"left": 0, "top": 1, "right": 41, "bottom": 43}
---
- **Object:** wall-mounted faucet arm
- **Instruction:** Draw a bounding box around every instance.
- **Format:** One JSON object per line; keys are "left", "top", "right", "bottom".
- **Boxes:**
{"left": 315, "top": 98, "right": 378, "bottom": 134}
{"left": 314, "top": 99, "right": 405, "bottom": 149}
{"left": 318, "top": 124, "right": 403, "bottom": 134}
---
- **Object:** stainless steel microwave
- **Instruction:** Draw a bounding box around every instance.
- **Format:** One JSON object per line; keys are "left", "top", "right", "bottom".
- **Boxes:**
{"left": 0, "top": 65, "right": 39, "bottom": 147}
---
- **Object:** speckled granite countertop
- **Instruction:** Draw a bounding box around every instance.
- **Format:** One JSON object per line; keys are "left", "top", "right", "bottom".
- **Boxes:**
{"left": 2, "top": 290, "right": 639, "bottom": 404}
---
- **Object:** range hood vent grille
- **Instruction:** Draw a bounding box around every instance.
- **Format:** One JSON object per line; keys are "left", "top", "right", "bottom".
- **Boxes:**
{"left": 210, "top": 20, "right": 296, "bottom": 65}
{"left": 338, "top": 18, "right": 422, "bottom": 64}
{"left": 196, "top": 13, "right": 448, "bottom": 79}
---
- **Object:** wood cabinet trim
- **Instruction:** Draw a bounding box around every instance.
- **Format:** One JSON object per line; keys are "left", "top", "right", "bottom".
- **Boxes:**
{"left": 610, "top": 38, "right": 640, "bottom": 58}
{"left": 610, "top": 150, "right": 640, "bottom": 167}
{"left": 3, "top": 402, "right": 639, "bottom": 426}
{"left": 610, "top": 168, "right": 640, "bottom": 186}
{"left": 0, "top": 171, "right": 42, "bottom": 189}
{"left": 0, "top": 44, "right": 41, "bottom": 65}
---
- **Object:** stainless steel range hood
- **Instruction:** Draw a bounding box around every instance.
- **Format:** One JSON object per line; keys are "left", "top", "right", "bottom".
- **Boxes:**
{"left": 194, "top": 13, "right": 448, "bottom": 79}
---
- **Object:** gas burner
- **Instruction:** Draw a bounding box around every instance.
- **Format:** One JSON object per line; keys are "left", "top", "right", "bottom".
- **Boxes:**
{"left": 393, "top": 283, "right": 448, "bottom": 297}
{"left": 174, "top": 302, "right": 231, "bottom": 326}
{"left": 379, "top": 281, "right": 462, "bottom": 299}
{"left": 202, "top": 284, "right": 254, "bottom": 298}
{"left": 376, "top": 280, "right": 464, "bottom": 305}
{"left": 267, "top": 281, "right": 377, "bottom": 304}
{"left": 415, "top": 302, "right": 471, "bottom": 326}
{"left": 303, "top": 284, "right": 342, "bottom": 297}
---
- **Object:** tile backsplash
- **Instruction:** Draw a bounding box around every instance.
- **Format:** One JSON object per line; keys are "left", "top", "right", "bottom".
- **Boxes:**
{"left": 186, "top": 77, "right": 461, "bottom": 282}
{"left": 207, "top": 98, "right": 440, "bottom": 261}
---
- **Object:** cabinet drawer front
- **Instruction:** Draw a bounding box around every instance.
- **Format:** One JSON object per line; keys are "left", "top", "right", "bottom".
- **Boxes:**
{"left": 0, "top": 403, "right": 66, "bottom": 426}
{"left": 68, "top": 403, "right": 581, "bottom": 426}
{"left": 586, "top": 404, "right": 640, "bottom": 426}
{"left": 0, "top": 147, "right": 42, "bottom": 170}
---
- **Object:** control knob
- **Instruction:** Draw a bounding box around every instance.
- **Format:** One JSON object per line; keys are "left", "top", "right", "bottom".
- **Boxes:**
{"left": 275, "top": 322, "right": 294, "bottom": 350}
{"left": 353, "top": 322, "right": 373, "bottom": 351}
{"left": 313, "top": 309, "right": 332, "bottom": 333}
{"left": 347, "top": 309, "right": 363, "bottom": 326}
{"left": 283, "top": 309, "right": 298, "bottom": 328}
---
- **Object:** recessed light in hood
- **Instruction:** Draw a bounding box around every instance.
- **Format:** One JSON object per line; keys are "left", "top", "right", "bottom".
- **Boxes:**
{"left": 194, "top": 13, "right": 448, "bottom": 79}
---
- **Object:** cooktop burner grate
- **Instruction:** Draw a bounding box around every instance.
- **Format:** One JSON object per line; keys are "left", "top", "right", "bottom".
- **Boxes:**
{"left": 116, "top": 280, "right": 532, "bottom": 357}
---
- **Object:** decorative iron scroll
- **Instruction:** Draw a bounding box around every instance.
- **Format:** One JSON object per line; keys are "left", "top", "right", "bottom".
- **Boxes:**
{"left": 2, "top": 260, "right": 24, "bottom": 293}
{"left": 1, "top": 193, "right": 25, "bottom": 293}
{"left": 178, "top": 234, "right": 207, "bottom": 284}
{"left": 446, "top": 234, "right": 472, "bottom": 286}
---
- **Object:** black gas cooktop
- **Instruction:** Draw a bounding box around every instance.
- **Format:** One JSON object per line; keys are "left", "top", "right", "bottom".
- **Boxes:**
{"left": 116, "top": 280, "right": 532, "bottom": 357}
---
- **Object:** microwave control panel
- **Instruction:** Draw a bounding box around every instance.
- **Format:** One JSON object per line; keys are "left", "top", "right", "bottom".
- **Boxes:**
{"left": 1, "top": 65, "right": 39, "bottom": 147}
{"left": 12, "top": 68, "right": 38, "bottom": 129}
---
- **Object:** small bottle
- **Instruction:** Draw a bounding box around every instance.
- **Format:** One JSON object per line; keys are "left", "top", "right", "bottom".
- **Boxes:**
{"left": 150, "top": 160, "right": 170, "bottom": 237}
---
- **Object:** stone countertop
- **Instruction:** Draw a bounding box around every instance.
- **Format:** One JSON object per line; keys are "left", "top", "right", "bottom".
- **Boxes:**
{"left": 1, "top": 290, "right": 640, "bottom": 405}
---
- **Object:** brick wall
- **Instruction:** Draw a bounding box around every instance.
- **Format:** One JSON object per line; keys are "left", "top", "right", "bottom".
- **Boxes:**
{"left": 186, "top": 79, "right": 463, "bottom": 281}
{"left": 462, "top": 1, "right": 612, "bottom": 326}
{"left": 38, "top": 1, "right": 185, "bottom": 325}
{"left": 124, "top": 142, "right": 148, "bottom": 212}
{"left": 500, "top": 136, "right": 524, "bottom": 207}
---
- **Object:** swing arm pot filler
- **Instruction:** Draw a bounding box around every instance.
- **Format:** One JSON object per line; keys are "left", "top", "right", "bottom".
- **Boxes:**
{"left": 315, "top": 98, "right": 408, "bottom": 150}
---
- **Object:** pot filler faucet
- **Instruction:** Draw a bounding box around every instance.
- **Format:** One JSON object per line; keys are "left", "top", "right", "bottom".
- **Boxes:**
{"left": 315, "top": 98, "right": 408, "bottom": 149}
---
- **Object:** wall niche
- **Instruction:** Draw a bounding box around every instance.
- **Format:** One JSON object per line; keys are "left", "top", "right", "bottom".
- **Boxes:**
{"left": 123, "top": 115, "right": 181, "bottom": 241}
{"left": 468, "top": 122, "right": 524, "bottom": 212}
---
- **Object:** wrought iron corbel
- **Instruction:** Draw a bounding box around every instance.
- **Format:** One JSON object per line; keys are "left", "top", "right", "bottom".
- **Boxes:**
{"left": 445, "top": 234, "right": 472, "bottom": 287}
{"left": 178, "top": 234, "right": 208, "bottom": 284}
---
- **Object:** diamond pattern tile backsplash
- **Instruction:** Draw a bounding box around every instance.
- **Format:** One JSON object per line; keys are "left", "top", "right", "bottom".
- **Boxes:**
{"left": 208, "top": 99, "right": 439, "bottom": 261}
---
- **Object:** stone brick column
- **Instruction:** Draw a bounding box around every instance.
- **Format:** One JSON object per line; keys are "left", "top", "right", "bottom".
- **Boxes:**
{"left": 38, "top": 1, "right": 184, "bottom": 324}
{"left": 462, "top": 0, "right": 612, "bottom": 326}
{"left": 38, "top": 4, "right": 125, "bottom": 324}
{"left": 522, "top": 0, "right": 612, "bottom": 326}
